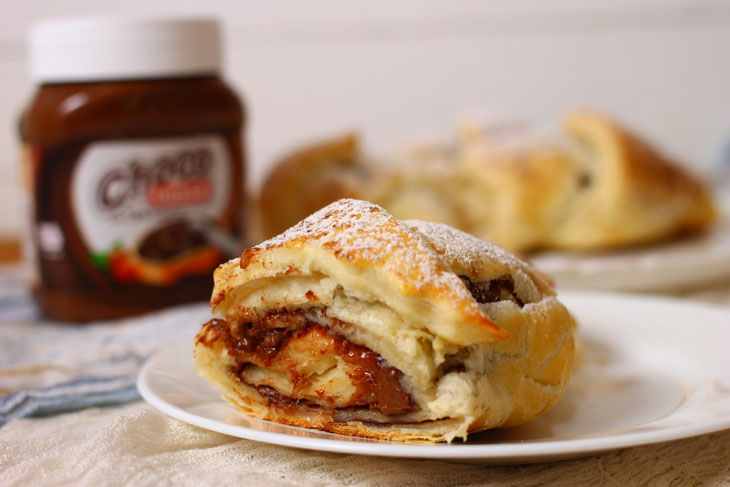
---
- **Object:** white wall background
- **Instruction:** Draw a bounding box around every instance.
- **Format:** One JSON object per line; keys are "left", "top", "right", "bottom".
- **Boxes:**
{"left": 2, "top": 0, "right": 730, "bottom": 235}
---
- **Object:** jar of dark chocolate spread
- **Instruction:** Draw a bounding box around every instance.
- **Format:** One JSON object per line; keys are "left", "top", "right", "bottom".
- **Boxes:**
{"left": 19, "top": 18, "right": 246, "bottom": 322}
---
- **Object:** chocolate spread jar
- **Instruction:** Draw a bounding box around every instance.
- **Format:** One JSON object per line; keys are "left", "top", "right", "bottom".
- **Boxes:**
{"left": 19, "top": 18, "right": 246, "bottom": 322}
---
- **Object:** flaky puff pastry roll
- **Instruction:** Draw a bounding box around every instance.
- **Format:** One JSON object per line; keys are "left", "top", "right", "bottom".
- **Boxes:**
{"left": 457, "top": 110, "right": 716, "bottom": 252}
{"left": 194, "top": 199, "right": 575, "bottom": 442}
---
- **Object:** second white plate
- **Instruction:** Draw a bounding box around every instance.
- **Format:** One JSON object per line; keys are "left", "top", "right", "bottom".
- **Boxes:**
{"left": 138, "top": 292, "right": 730, "bottom": 464}
{"left": 532, "top": 196, "right": 730, "bottom": 292}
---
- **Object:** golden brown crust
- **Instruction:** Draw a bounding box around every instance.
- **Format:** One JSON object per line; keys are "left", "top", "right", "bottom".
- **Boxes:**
{"left": 455, "top": 135, "right": 581, "bottom": 253}
{"left": 548, "top": 110, "right": 716, "bottom": 249}
{"left": 457, "top": 110, "right": 716, "bottom": 252}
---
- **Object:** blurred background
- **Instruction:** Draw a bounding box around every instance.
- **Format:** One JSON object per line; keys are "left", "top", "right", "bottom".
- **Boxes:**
{"left": 2, "top": 0, "right": 730, "bottom": 253}
{"left": 1, "top": 0, "right": 729, "bottom": 446}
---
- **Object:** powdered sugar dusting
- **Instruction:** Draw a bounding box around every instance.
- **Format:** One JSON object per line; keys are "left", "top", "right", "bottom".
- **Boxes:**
{"left": 402, "top": 219, "right": 529, "bottom": 274}
{"left": 252, "top": 199, "right": 496, "bottom": 327}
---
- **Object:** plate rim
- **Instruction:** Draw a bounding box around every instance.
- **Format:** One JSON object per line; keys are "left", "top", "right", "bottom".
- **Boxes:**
{"left": 531, "top": 203, "right": 730, "bottom": 292}
{"left": 137, "top": 290, "right": 730, "bottom": 461}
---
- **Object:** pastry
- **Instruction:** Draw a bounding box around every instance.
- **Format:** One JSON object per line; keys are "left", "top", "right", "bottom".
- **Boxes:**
{"left": 258, "top": 133, "right": 464, "bottom": 239}
{"left": 555, "top": 110, "right": 716, "bottom": 249}
{"left": 194, "top": 199, "right": 575, "bottom": 442}
{"left": 258, "top": 134, "right": 367, "bottom": 238}
{"left": 457, "top": 110, "right": 716, "bottom": 252}
{"left": 257, "top": 110, "right": 716, "bottom": 254}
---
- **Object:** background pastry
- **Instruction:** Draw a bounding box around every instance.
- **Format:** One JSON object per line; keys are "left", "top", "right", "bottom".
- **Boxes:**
{"left": 456, "top": 110, "right": 716, "bottom": 252}
{"left": 257, "top": 133, "right": 461, "bottom": 239}
{"left": 194, "top": 199, "right": 576, "bottom": 442}
{"left": 258, "top": 110, "right": 716, "bottom": 254}
{"left": 258, "top": 134, "right": 368, "bottom": 238}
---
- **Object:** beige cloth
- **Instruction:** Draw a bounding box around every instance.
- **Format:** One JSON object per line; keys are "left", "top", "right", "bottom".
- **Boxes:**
{"left": 1, "top": 401, "right": 729, "bottom": 487}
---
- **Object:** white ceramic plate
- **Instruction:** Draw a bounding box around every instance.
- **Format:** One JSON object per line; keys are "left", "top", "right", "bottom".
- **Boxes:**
{"left": 532, "top": 194, "right": 730, "bottom": 292}
{"left": 138, "top": 292, "right": 730, "bottom": 464}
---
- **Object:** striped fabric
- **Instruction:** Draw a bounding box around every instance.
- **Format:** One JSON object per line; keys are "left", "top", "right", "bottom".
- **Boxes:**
{"left": 0, "top": 271, "right": 210, "bottom": 425}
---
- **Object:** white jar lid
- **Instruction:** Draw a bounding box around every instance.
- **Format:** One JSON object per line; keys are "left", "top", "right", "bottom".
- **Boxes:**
{"left": 29, "top": 17, "right": 222, "bottom": 83}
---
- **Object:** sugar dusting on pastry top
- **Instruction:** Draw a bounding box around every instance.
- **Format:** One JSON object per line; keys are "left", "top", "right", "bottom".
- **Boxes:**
{"left": 403, "top": 219, "right": 531, "bottom": 276}
{"left": 251, "top": 198, "right": 542, "bottom": 283}
{"left": 246, "top": 198, "right": 476, "bottom": 295}
{"left": 240, "top": 199, "right": 559, "bottom": 339}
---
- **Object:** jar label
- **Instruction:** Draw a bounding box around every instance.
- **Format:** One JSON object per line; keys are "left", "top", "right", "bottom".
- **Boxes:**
{"left": 70, "top": 135, "right": 236, "bottom": 286}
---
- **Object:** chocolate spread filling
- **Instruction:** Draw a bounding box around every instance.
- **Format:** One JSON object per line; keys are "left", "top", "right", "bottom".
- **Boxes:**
{"left": 198, "top": 311, "right": 416, "bottom": 416}
{"left": 461, "top": 275, "right": 524, "bottom": 307}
